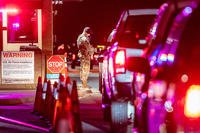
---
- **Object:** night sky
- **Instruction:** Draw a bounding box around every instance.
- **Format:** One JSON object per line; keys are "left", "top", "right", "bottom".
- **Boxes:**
{"left": 53, "top": 0, "right": 166, "bottom": 46}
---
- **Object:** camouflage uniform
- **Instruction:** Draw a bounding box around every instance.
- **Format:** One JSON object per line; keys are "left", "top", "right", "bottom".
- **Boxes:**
{"left": 77, "top": 29, "right": 94, "bottom": 88}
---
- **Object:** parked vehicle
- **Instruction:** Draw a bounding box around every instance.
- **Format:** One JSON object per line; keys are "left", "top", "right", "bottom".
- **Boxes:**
{"left": 130, "top": 0, "right": 200, "bottom": 132}
{"left": 99, "top": 8, "right": 158, "bottom": 130}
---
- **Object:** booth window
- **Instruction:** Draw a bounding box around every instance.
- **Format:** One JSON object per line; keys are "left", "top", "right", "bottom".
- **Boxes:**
{"left": 7, "top": 9, "right": 38, "bottom": 43}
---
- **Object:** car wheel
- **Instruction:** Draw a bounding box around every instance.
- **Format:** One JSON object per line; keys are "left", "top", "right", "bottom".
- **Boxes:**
{"left": 110, "top": 101, "right": 128, "bottom": 132}
{"left": 102, "top": 84, "right": 111, "bottom": 121}
{"left": 103, "top": 105, "right": 111, "bottom": 121}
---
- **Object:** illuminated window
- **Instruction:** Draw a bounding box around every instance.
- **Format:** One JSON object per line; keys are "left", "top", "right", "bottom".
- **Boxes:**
{"left": 7, "top": 9, "right": 38, "bottom": 43}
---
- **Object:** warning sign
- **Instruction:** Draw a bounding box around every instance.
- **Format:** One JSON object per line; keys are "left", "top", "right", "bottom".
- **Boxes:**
{"left": 1, "top": 51, "right": 34, "bottom": 84}
{"left": 47, "top": 55, "right": 65, "bottom": 73}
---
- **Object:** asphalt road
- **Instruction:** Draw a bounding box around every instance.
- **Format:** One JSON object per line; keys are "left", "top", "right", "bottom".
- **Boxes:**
{"left": 0, "top": 65, "right": 134, "bottom": 133}
{"left": 70, "top": 66, "right": 133, "bottom": 133}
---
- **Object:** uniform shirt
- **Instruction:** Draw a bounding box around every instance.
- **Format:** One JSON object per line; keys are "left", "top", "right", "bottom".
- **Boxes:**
{"left": 77, "top": 34, "right": 94, "bottom": 58}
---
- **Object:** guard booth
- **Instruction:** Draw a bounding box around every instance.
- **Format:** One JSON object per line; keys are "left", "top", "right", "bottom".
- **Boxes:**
{"left": 0, "top": 0, "right": 53, "bottom": 89}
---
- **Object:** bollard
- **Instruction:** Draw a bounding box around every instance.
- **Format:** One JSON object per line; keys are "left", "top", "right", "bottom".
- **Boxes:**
{"left": 33, "top": 76, "right": 43, "bottom": 114}
{"left": 71, "top": 80, "right": 82, "bottom": 133}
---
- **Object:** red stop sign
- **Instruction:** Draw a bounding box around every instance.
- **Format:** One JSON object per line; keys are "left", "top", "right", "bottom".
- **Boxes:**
{"left": 47, "top": 56, "right": 65, "bottom": 73}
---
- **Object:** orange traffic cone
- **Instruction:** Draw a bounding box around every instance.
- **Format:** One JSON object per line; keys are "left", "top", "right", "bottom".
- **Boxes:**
{"left": 45, "top": 80, "right": 52, "bottom": 120}
{"left": 39, "top": 78, "right": 47, "bottom": 116}
{"left": 59, "top": 74, "right": 65, "bottom": 88}
{"left": 33, "top": 76, "right": 43, "bottom": 114}
{"left": 53, "top": 81, "right": 59, "bottom": 100}
{"left": 49, "top": 82, "right": 57, "bottom": 125}
{"left": 66, "top": 76, "right": 72, "bottom": 95}
{"left": 55, "top": 107, "right": 74, "bottom": 133}
{"left": 64, "top": 55, "right": 69, "bottom": 79}
{"left": 71, "top": 80, "right": 82, "bottom": 133}
{"left": 52, "top": 79, "right": 67, "bottom": 129}
{"left": 55, "top": 86, "right": 74, "bottom": 133}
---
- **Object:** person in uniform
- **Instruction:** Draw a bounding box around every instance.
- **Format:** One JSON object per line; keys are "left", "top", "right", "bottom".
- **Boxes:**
{"left": 77, "top": 27, "right": 94, "bottom": 88}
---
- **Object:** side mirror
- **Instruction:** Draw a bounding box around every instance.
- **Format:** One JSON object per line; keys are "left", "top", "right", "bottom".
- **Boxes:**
{"left": 126, "top": 57, "right": 150, "bottom": 74}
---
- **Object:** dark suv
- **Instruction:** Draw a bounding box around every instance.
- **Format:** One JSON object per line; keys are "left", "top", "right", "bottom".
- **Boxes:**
{"left": 131, "top": 0, "right": 200, "bottom": 132}
{"left": 131, "top": 1, "right": 197, "bottom": 132}
{"left": 99, "top": 8, "right": 157, "bottom": 129}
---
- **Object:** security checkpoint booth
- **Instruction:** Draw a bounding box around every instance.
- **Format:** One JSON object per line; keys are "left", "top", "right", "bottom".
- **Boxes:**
{"left": 0, "top": 0, "right": 53, "bottom": 89}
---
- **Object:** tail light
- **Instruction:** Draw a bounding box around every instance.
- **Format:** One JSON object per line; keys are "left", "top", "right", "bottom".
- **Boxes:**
{"left": 72, "top": 54, "right": 76, "bottom": 60}
{"left": 184, "top": 85, "right": 200, "bottom": 118}
{"left": 114, "top": 50, "right": 126, "bottom": 74}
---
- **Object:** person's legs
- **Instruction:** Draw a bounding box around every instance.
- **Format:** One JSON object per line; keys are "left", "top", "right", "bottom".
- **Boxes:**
{"left": 80, "top": 58, "right": 90, "bottom": 88}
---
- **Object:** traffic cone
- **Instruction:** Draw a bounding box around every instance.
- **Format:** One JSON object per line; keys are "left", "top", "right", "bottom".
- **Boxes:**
{"left": 50, "top": 82, "right": 58, "bottom": 125}
{"left": 52, "top": 80, "right": 67, "bottom": 129}
{"left": 39, "top": 78, "right": 47, "bottom": 116}
{"left": 53, "top": 82, "right": 59, "bottom": 100}
{"left": 55, "top": 86, "right": 74, "bottom": 133}
{"left": 64, "top": 55, "right": 69, "bottom": 78}
{"left": 66, "top": 76, "right": 72, "bottom": 95}
{"left": 55, "top": 106, "right": 74, "bottom": 133}
{"left": 33, "top": 76, "right": 43, "bottom": 114}
{"left": 59, "top": 74, "right": 65, "bottom": 88}
{"left": 71, "top": 80, "right": 82, "bottom": 133}
{"left": 44, "top": 80, "right": 52, "bottom": 121}
{"left": 52, "top": 74, "right": 65, "bottom": 127}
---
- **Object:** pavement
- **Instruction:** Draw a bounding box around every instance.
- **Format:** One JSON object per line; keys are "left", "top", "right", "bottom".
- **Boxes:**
{"left": 0, "top": 65, "right": 102, "bottom": 132}
{"left": 0, "top": 83, "right": 99, "bottom": 106}
{"left": 0, "top": 65, "right": 99, "bottom": 105}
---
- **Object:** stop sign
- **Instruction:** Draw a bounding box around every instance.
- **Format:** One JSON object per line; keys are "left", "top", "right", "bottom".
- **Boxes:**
{"left": 47, "top": 56, "right": 65, "bottom": 73}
